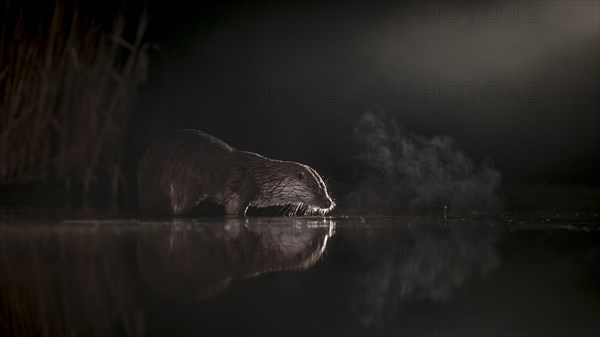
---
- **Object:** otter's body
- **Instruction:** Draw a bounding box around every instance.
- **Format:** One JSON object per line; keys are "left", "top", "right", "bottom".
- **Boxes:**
{"left": 137, "top": 130, "right": 334, "bottom": 216}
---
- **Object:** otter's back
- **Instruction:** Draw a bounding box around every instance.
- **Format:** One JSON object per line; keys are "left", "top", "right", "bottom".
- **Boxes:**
{"left": 137, "top": 130, "right": 237, "bottom": 215}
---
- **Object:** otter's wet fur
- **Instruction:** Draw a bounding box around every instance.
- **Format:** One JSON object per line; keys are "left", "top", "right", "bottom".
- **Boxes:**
{"left": 137, "top": 130, "right": 335, "bottom": 216}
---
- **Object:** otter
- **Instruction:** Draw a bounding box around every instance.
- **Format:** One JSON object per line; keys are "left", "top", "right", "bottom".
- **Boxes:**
{"left": 137, "top": 129, "right": 335, "bottom": 216}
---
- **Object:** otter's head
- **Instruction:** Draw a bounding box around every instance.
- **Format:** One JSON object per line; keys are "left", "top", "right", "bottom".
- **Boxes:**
{"left": 255, "top": 162, "right": 335, "bottom": 215}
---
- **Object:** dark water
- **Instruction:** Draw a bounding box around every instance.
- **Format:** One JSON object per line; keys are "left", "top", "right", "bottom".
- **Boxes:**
{"left": 1, "top": 213, "right": 599, "bottom": 337}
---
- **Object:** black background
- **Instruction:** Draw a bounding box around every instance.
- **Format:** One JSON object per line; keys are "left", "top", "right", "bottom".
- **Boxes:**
{"left": 12, "top": 0, "right": 600, "bottom": 211}
{"left": 127, "top": 0, "right": 599, "bottom": 184}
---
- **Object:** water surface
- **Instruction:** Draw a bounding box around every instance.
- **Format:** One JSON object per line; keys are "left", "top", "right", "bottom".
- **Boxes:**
{"left": 1, "top": 213, "right": 599, "bottom": 336}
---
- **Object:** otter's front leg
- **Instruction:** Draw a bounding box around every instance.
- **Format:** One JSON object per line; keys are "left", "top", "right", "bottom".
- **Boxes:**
{"left": 222, "top": 194, "right": 249, "bottom": 216}
{"left": 168, "top": 183, "right": 208, "bottom": 216}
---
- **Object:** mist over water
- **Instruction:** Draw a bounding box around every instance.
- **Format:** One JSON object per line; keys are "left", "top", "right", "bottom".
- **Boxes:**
{"left": 347, "top": 221, "right": 502, "bottom": 328}
{"left": 342, "top": 110, "right": 502, "bottom": 216}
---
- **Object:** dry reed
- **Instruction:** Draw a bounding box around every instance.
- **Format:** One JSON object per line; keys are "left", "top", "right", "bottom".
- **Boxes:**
{"left": 0, "top": 1, "right": 149, "bottom": 208}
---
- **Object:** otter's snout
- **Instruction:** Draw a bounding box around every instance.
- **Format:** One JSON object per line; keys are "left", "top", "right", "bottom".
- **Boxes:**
{"left": 316, "top": 195, "right": 335, "bottom": 211}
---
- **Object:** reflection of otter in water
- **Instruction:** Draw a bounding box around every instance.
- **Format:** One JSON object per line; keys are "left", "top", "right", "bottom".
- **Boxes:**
{"left": 136, "top": 218, "right": 335, "bottom": 301}
{"left": 0, "top": 218, "right": 335, "bottom": 336}
{"left": 137, "top": 130, "right": 335, "bottom": 216}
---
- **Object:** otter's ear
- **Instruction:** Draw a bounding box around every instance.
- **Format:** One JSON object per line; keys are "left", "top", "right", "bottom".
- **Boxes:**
{"left": 296, "top": 171, "right": 305, "bottom": 180}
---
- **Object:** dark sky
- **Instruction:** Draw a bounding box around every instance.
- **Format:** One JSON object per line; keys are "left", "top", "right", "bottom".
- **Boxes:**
{"left": 122, "top": 0, "right": 599, "bottom": 185}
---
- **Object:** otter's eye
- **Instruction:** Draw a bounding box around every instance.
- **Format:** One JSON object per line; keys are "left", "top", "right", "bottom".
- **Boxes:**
{"left": 297, "top": 172, "right": 305, "bottom": 180}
